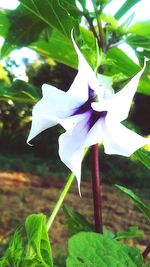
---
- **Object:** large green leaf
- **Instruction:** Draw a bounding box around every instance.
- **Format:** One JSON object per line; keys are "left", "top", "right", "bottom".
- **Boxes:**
{"left": 30, "top": 29, "right": 78, "bottom": 69}
{"left": 67, "top": 232, "right": 143, "bottom": 267}
{"left": 30, "top": 26, "right": 97, "bottom": 69}
{"left": 59, "top": 0, "right": 82, "bottom": 20}
{"left": 5, "top": 5, "right": 47, "bottom": 46}
{"left": 114, "top": 0, "right": 141, "bottom": 20}
{"left": 18, "top": 0, "right": 75, "bottom": 37}
{"left": 1, "top": 5, "right": 48, "bottom": 58}
{"left": 128, "top": 21, "right": 150, "bottom": 38}
{"left": 116, "top": 185, "right": 150, "bottom": 223}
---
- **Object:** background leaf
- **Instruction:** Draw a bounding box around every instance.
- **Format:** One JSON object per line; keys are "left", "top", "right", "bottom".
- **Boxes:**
{"left": 116, "top": 185, "right": 150, "bottom": 223}
{"left": 63, "top": 205, "right": 94, "bottom": 236}
{"left": 18, "top": 0, "right": 75, "bottom": 37}
{"left": 0, "top": 80, "right": 41, "bottom": 103}
{"left": 132, "top": 149, "right": 150, "bottom": 171}
{"left": 128, "top": 21, "right": 150, "bottom": 38}
{"left": 0, "top": 10, "right": 10, "bottom": 37}
{"left": 30, "top": 29, "right": 78, "bottom": 69}
{"left": 114, "top": 0, "right": 141, "bottom": 20}
{"left": 115, "top": 226, "right": 144, "bottom": 240}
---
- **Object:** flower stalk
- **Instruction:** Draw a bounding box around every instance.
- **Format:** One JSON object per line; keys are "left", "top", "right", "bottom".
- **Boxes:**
{"left": 47, "top": 173, "right": 75, "bottom": 231}
{"left": 91, "top": 144, "right": 103, "bottom": 233}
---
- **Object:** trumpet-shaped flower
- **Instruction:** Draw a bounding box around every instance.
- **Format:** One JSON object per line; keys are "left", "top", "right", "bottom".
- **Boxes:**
{"left": 27, "top": 37, "right": 149, "bottom": 191}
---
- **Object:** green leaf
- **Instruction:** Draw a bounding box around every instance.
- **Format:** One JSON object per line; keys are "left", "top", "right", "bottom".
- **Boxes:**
{"left": 30, "top": 26, "right": 97, "bottom": 70}
{"left": 18, "top": 0, "right": 75, "bottom": 37}
{"left": 0, "top": 79, "right": 41, "bottom": 103}
{"left": 67, "top": 232, "right": 143, "bottom": 267}
{"left": 1, "top": 5, "right": 48, "bottom": 59}
{"left": 114, "top": 0, "right": 141, "bottom": 20}
{"left": 138, "top": 60, "right": 150, "bottom": 95}
{"left": 115, "top": 226, "right": 144, "bottom": 240}
{"left": 30, "top": 29, "right": 78, "bottom": 69}
{"left": 126, "top": 35, "right": 150, "bottom": 51}
{"left": 6, "top": 5, "right": 47, "bottom": 46}
{"left": 116, "top": 185, "right": 150, "bottom": 223}
{"left": 59, "top": 0, "right": 82, "bottom": 20}
{"left": 0, "top": 230, "right": 24, "bottom": 266}
{"left": 63, "top": 205, "right": 94, "bottom": 236}
{"left": 105, "top": 47, "right": 150, "bottom": 96}
{"left": 128, "top": 21, "right": 150, "bottom": 38}
{"left": 105, "top": 47, "right": 139, "bottom": 77}
{"left": 0, "top": 10, "right": 10, "bottom": 37}
{"left": 0, "top": 41, "right": 17, "bottom": 59}
{"left": 101, "top": 13, "right": 118, "bottom": 30}
{"left": 132, "top": 149, "right": 150, "bottom": 171}
{"left": 78, "top": 0, "right": 86, "bottom": 10}
{"left": 118, "top": 12, "right": 135, "bottom": 33}
{"left": 25, "top": 214, "right": 53, "bottom": 267}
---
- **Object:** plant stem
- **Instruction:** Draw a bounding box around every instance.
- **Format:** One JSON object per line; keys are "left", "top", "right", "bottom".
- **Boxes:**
{"left": 92, "top": 0, "right": 106, "bottom": 52}
{"left": 91, "top": 144, "right": 103, "bottom": 233}
{"left": 142, "top": 243, "right": 150, "bottom": 261}
{"left": 47, "top": 173, "right": 75, "bottom": 231}
{"left": 83, "top": 12, "right": 101, "bottom": 47}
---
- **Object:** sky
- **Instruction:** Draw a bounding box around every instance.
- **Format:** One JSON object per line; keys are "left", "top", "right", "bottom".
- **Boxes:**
{"left": 0, "top": 0, "right": 150, "bottom": 79}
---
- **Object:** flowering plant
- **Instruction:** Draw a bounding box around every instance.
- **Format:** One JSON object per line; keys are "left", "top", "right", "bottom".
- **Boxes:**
{"left": 0, "top": 0, "right": 150, "bottom": 266}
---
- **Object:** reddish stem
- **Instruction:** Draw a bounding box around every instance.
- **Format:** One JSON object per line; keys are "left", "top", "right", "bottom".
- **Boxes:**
{"left": 142, "top": 243, "right": 150, "bottom": 261}
{"left": 91, "top": 144, "right": 103, "bottom": 233}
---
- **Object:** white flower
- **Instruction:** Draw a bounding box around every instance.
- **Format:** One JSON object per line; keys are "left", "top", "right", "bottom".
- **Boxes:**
{"left": 27, "top": 37, "right": 149, "bottom": 191}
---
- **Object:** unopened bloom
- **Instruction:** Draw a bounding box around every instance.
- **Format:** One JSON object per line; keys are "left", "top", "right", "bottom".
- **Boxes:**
{"left": 27, "top": 37, "right": 149, "bottom": 190}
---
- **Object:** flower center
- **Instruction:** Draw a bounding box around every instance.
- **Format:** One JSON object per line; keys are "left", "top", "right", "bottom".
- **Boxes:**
{"left": 72, "top": 85, "right": 107, "bottom": 130}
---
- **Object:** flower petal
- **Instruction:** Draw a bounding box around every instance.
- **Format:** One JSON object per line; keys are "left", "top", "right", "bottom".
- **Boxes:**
{"left": 103, "top": 116, "right": 149, "bottom": 156}
{"left": 92, "top": 62, "right": 146, "bottom": 122}
{"left": 107, "top": 61, "right": 146, "bottom": 122}
{"left": 58, "top": 112, "right": 90, "bottom": 193}
{"left": 58, "top": 111, "right": 105, "bottom": 192}
{"left": 27, "top": 84, "right": 81, "bottom": 143}
{"left": 67, "top": 34, "right": 103, "bottom": 102}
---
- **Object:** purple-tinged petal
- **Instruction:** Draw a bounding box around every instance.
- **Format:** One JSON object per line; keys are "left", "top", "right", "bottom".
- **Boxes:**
{"left": 84, "top": 117, "right": 105, "bottom": 147}
{"left": 59, "top": 112, "right": 91, "bottom": 193}
{"left": 59, "top": 111, "right": 107, "bottom": 191}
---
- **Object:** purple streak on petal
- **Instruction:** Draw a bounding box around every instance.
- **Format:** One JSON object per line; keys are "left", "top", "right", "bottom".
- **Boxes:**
{"left": 72, "top": 85, "right": 95, "bottom": 116}
{"left": 73, "top": 99, "right": 91, "bottom": 115}
{"left": 89, "top": 110, "right": 107, "bottom": 130}
{"left": 72, "top": 84, "right": 107, "bottom": 130}
{"left": 88, "top": 85, "right": 95, "bottom": 99}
